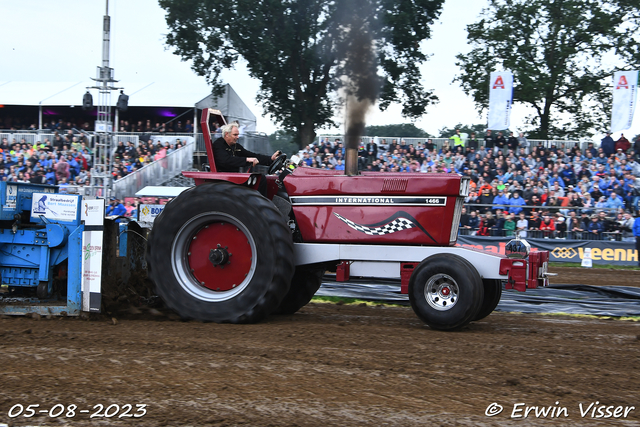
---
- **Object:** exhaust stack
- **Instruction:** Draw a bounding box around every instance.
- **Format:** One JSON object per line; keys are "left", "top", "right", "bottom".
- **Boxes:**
{"left": 344, "top": 109, "right": 365, "bottom": 176}
{"left": 338, "top": 0, "right": 379, "bottom": 177}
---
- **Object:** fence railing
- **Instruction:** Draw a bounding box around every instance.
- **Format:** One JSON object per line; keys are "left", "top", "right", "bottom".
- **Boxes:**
{"left": 315, "top": 135, "right": 588, "bottom": 153}
{"left": 0, "top": 129, "right": 269, "bottom": 154}
{"left": 0, "top": 132, "right": 95, "bottom": 146}
{"left": 464, "top": 203, "right": 623, "bottom": 216}
{"left": 458, "top": 228, "right": 627, "bottom": 241}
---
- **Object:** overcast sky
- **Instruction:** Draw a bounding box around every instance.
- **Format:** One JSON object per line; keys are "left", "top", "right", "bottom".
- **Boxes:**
{"left": 1, "top": 0, "right": 638, "bottom": 140}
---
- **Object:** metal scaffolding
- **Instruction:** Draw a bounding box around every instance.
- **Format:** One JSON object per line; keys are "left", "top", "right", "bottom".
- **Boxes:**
{"left": 88, "top": 0, "right": 122, "bottom": 199}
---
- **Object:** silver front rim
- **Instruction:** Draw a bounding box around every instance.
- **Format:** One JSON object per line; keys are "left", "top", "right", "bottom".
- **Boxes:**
{"left": 424, "top": 273, "right": 459, "bottom": 311}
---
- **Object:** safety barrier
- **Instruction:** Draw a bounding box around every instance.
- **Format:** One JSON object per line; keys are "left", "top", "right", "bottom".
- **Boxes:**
{"left": 112, "top": 141, "right": 195, "bottom": 200}
{"left": 457, "top": 235, "right": 638, "bottom": 266}
{"left": 315, "top": 135, "right": 588, "bottom": 153}
{"left": 458, "top": 228, "right": 627, "bottom": 241}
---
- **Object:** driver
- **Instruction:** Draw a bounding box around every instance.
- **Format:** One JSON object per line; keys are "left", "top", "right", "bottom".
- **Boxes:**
{"left": 212, "top": 122, "right": 281, "bottom": 172}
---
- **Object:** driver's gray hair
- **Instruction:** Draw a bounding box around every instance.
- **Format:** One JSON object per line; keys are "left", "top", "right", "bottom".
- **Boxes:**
{"left": 221, "top": 123, "right": 239, "bottom": 137}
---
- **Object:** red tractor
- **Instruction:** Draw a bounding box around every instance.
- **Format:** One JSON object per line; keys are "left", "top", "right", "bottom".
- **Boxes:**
{"left": 146, "top": 109, "right": 550, "bottom": 330}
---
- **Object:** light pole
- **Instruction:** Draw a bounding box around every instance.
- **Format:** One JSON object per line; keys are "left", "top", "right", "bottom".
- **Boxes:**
{"left": 86, "top": 0, "right": 124, "bottom": 199}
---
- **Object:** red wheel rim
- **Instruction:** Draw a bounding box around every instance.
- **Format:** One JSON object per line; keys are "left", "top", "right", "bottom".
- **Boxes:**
{"left": 188, "top": 222, "right": 253, "bottom": 291}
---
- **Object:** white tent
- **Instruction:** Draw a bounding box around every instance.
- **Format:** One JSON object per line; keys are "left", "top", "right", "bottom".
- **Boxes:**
{"left": 195, "top": 84, "right": 257, "bottom": 132}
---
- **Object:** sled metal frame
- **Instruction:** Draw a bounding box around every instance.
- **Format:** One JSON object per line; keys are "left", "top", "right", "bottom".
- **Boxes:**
{"left": 294, "top": 243, "right": 510, "bottom": 280}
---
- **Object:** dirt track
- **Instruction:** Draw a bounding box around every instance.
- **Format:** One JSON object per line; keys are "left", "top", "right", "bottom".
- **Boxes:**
{"left": 1, "top": 267, "right": 639, "bottom": 427}
{"left": 549, "top": 266, "right": 640, "bottom": 288}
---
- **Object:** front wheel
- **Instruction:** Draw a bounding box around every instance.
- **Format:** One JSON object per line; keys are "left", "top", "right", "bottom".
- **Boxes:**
{"left": 146, "top": 183, "right": 294, "bottom": 323}
{"left": 408, "top": 254, "right": 483, "bottom": 331}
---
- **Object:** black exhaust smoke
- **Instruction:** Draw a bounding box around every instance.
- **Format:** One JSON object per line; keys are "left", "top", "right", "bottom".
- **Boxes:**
{"left": 337, "top": 0, "right": 380, "bottom": 176}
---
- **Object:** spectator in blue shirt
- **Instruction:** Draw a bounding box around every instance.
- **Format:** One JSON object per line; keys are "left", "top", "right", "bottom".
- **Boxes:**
{"left": 604, "top": 192, "right": 624, "bottom": 211}
{"left": 67, "top": 155, "right": 80, "bottom": 178}
{"left": 587, "top": 214, "right": 605, "bottom": 239}
{"left": 560, "top": 164, "right": 576, "bottom": 186}
{"left": 507, "top": 192, "right": 526, "bottom": 215}
{"left": 45, "top": 168, "right": 56, "bottom": 185}
{"left": 548, "top": 173, "right": 565, "bottom": 188}
{"left": 106, "top": 198, "right": 127, "bottom": 216}
{"left": 601, "top": 132, "right": 615, "bottom": 157}
{"left": 467, "top": 210, "right": 480, "bottom": 230}
{"left": 492, "top": 189, "right": 510, "bottom": 211}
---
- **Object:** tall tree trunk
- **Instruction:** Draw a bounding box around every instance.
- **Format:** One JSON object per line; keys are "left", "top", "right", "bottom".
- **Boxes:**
{"left": 298, "top": 121, "right": 317, "bottom": 149}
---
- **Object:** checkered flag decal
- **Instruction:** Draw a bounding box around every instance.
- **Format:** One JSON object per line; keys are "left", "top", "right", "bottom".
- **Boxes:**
{"left": 334, "top": 213, "right": 416, "bottom": 236}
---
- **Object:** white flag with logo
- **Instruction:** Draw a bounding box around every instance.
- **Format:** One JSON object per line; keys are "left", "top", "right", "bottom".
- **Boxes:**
{"left": 611, "top": 70, "right": 638, "bottom": 133}
{"left": 488, "top": 71, "right": 513, "bottom": 130}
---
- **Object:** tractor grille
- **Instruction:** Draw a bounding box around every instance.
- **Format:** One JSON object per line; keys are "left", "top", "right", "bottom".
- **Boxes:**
{"left": 381, "top": 178, "right": 408, "bottom": 192}
{"left": 450, "top": 197, "right": 464, "bottom": 244}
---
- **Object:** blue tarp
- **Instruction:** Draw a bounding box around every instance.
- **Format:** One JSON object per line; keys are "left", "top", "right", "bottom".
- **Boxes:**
{"left": 316, "top": 276, "right": 640, "bottom": 317}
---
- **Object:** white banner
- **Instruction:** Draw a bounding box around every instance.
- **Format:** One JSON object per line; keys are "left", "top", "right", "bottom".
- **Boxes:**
{"left": 488, "top": 71, "right": 513, "bottom": 130}
{"left": 81, "top": 199, "right": 105, "bottom": 313}
{"left": 611, "top": 70, "right": 638, "bottom": 133}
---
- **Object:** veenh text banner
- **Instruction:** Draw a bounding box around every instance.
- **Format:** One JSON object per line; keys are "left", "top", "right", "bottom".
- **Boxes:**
{"left": 457, "top": 236, "right": 638, "bottom": 266}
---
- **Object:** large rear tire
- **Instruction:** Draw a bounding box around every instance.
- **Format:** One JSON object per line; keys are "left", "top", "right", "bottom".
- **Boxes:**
{"left": 473, "top": 279, "right": 503, "bottom": 321}
{"left": 274, "top": 266, "right": 324, "bottom": 315}
{"left": 408, "top": 254, "right": 483, "bottom": 331}
{"left": 146, "top": 183, "right": 294, "bottom": 323}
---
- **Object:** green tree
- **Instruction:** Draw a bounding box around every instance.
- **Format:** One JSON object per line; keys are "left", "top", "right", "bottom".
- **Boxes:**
{"left": 268, "top": 130, "right": 299, "bottom": 156}
{"left": 160, "top": 0, "right": 444, "bottom": 148}
{"left": 455, "top": 0, "right": 640, "bottom": 139}
{"left": 364, "top": 123, "right": 430, "bottom": 138}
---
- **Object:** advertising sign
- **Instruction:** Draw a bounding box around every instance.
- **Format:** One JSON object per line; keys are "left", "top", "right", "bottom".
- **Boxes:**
{"left": 31, "top": 193, "right": 81, "bottom": 223}
{"left": 457, "top": 236, "right": 638, "bottom": 266}
{"left": 611, "top": 70, "right": 638, "bottom": 133}
{"left": 81, "top": 199, "right": 105, "bottom": 313}
{"left": 488, "top": 71, "right": 514, "bottom": 130}
{"left": 139, "top": 204, "right": 165, "bottom": 223}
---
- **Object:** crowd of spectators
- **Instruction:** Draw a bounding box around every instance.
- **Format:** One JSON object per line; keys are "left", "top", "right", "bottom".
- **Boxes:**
{"left": 116, "top": 119, "right": 194, "bottom": 134}
{"left": 0, "top": 131, "right": 93, "bottom": 187}
{"left": 301, "top": 130, "right": 640, "bottom": 240}
{"left": 0, "top": 123, "right": 187, "bottom": 186}
{"left": 3, "top": 117, "right": 194, "bottom": 135}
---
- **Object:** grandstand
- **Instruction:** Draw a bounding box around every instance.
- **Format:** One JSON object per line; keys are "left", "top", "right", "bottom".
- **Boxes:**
{"left": 0, "top": 83, "right": 271, "bottom": 198}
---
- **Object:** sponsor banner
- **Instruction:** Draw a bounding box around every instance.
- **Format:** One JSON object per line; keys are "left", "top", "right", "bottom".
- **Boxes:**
{"left": 31, "top": 193, "right": 81, "bottom": 223}
{"left": 4, "top": 185, "right": 56, "bottom": 210}
{"left": 139, "top": 204, "right": 165, "bottom": 222}
{"left": 488, "top": 71, "right": 513, "bottom": 130}
{"left": 81, "top": 199, "right": 105, "bottom": 227}
{"left": 81, "top": 199, "right": 105, "bottom": 312}
{"left": 4, "top": 184, "right": 17, "bottom": 209}
{"left": 290, "top": 196, "right": 447, "bottom": 206}
{"left": 611, "top": 70, "right": 638, "bottom": 133}
{"left": 457, "top": 236, "right": 638, "bottom": 266}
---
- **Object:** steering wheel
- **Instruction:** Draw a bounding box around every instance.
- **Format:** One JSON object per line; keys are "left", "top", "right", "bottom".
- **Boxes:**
{"left": 268, "top": 153, "right": 287, "bottom": 174}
